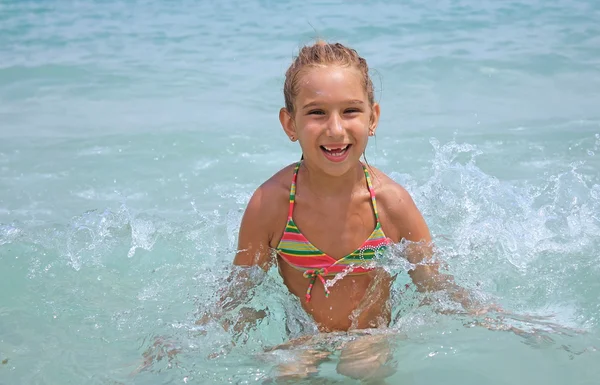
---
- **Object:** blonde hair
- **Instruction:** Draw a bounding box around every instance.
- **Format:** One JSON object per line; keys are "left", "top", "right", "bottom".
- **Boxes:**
{"left": 283, "top": 40, "right": 375, "bottom": 114}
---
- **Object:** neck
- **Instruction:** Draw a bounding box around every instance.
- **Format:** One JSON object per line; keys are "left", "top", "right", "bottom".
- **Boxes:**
{"left": 299, "top": 160, "right": 365, "bottom": 198}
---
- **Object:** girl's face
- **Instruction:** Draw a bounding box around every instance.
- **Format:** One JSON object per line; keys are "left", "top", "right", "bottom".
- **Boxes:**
{"left": 280, "top": 65, "right": 380, "bottom": 177}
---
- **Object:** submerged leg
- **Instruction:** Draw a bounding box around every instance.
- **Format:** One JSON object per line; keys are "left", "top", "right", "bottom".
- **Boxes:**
{"left": 336, "top": 334, "right": 396, "bottom": 383}
{"left": 262, "top": 334, "right": 332, "bottom": 382}
{"left": 276, "top": 348, "right": 331, "bottom": 380}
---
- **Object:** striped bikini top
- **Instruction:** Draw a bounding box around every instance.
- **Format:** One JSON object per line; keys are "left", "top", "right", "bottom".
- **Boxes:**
{"left": 276, "top": 161, "right": 390, "bottom": 302}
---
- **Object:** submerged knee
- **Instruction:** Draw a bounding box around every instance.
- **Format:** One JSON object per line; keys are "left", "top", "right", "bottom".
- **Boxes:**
{"left": 336, "top": 336, "right": 396, "bottom": 381}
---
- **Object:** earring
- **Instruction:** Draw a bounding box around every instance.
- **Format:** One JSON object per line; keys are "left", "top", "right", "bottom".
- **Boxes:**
{"left": 290, "top": 135, "right": 295, "bottom": 141}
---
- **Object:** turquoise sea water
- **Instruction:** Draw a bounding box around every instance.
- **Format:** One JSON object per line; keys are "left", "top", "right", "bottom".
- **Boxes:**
{"left": 1, "top": 0, "right": 600, "bottom": 383}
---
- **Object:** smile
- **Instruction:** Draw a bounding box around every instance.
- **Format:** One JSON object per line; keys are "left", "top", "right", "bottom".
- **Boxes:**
{"left": 320, "top": 144, "right": 351, "bottom": 162}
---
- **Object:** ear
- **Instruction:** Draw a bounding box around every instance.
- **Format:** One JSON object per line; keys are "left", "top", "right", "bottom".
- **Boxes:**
{"left": 368, "top": 103, "right": 381, "bottom": 136}
{"left": 279, "top": 108, "right": 297, "bottom": 141}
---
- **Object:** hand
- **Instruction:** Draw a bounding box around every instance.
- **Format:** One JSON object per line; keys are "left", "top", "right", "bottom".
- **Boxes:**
{"left": 131, "top": 336, "right": 181, "bottom": 375}
{"left": 195, "top": 307, "right": 266, "bottom": 334}
{"left": 225, "top": 307, "right": 267, "bottom": 333}
{"left": 467, "top": 303, "right": 504, "bottom": 317}
{"left": 195, "top": 311, "right": 222, "bottom": 327}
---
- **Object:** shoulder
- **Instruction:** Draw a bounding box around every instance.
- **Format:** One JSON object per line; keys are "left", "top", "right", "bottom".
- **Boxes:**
{"left": 366, "top": 165, "right": 431, "bottom": 244}
{"left": 248, "top": 163, "right": 296, "bottom": 208}
{"left": 241, "top": 163, "right": 297, "bottom": 241}
{"left": 366, "top": 165, "right": 415, "bottom": 218}
{"left": 367, "top": 166, "right": 413, "bottom": 211}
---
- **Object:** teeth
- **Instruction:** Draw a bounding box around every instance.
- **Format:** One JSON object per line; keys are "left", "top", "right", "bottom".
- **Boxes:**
{"left": 323, "top": 145, "right": 349, "bottom": 151}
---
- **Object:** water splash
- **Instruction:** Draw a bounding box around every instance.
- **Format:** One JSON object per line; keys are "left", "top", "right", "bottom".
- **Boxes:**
{"left": 2, "top": 138, "right": 599, "bottom": 383}
{"left": 0, "top": 223, "right": 21, "bottom": 246}
{"left": 391, "top": 140, "right": 600, "bottom": 327}
{"left": 127, "top": 217, "right": 158, "bottom": 258}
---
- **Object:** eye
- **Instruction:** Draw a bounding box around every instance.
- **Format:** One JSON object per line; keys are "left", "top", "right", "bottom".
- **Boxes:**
{"left": 307, "top": 109, "right": 325, "bottom": 115}
{"left": 345, "top": 108, "right": 361, "bottom": 114}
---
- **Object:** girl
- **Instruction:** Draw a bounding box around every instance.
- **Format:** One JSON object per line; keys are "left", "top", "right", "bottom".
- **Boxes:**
{"left": 226, "top": 40, "right": 481, "bottom": 328}
{"left": 200, "top": 40, "right": 488, "bottom": 380}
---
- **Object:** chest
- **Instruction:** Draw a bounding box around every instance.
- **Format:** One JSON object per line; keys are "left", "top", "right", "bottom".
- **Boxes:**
{"left": 290, "top": 193, "right": 378, "bottom": 259}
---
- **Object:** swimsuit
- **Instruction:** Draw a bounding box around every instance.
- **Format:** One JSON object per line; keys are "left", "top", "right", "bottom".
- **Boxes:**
{"left": 276, "top": 161, "right": 390, "bottom": 302}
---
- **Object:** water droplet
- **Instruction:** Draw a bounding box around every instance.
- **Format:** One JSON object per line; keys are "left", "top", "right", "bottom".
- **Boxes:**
{"left": 588, "top": 150, "right": 595, "bottom": 156}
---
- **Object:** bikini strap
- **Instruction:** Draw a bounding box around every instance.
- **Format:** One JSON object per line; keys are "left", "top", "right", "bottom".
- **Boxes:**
{"left": 362, "top": 164, "right": 381, "bottom": 223}
{"left": 287, "top": 161, "right": 301, "bottom": 220}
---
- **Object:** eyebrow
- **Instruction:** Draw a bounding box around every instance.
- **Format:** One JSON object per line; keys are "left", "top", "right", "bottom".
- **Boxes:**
{"left": 302, "top": 99, "right": 365, "bottom": 110}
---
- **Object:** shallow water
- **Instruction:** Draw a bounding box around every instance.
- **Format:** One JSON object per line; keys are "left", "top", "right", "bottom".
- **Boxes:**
{"left": 1, "top": 0, "right": 600, "bottom": 384}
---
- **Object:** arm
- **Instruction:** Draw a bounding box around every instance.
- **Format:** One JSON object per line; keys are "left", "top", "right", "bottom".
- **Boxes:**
{"left": 388, "top": 186, "right": 484, "bottom": 313}
{"left": 135, "top": 184, "right": 284, "bottom": 372}
{"left": 197, "top": 185, "right": 276, "bottom": 331}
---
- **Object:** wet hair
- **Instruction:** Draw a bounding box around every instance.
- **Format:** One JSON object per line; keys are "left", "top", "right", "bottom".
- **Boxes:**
{"left": 283, "top": 40, "right": 375, "bottom": 115}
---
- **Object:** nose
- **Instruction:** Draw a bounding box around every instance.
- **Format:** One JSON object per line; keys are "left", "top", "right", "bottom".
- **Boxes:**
{"left": 326, "top": 112, "right": 344, "bottom": 137}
